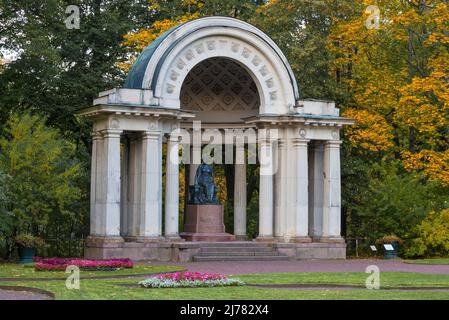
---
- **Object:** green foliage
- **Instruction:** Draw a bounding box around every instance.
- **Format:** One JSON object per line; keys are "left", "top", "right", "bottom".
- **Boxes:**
{"left": 0, "top": 113, "right": 86, "bottom": 258}
{"left": 405, "top": 209, "right": 449, "bottom": 258}
{"left": 376, "top": 234, "right": 404, "bottom": 245}
{"left": 147, "top": 0, "right": 264, "bottom": 21}
{"left": 14, "top": 233, "right": 45, "bottom": 248}
{"left": 351, "top": 161, "right": 449, "bottom": 243}
{"left": 251, "top": 0, "right": 357, "bottom": 100}
{"left": 0, "top": 0, "right": 152, "bottom": 141}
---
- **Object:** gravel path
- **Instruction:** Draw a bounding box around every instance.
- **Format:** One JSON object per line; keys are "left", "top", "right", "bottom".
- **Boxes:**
{"left": 148, "top": 259, "right": 449, "bottom": 275}
{"left": 0, "top": 287, "right": 53, "bottom": 300}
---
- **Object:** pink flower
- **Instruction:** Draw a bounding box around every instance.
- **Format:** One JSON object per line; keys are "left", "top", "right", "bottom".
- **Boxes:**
{"left": 33, "top": 257, "right": 134, "bottom": 271}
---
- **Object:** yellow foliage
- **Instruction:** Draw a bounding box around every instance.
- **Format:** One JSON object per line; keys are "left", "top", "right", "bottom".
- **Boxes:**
{"left": 402, "top": 150, "right": 449, "bottom": 186}
{"left": 406, "top": 209, "right": 449, "bottom": 257}
{"left": 119, "top": 13, "right": 199, "bottom": 71}
{"left": 330, "top": 0, "right": 449, "bottom": 185}
{"left": 343, "top": 109, "right": 394, "bottom": 152}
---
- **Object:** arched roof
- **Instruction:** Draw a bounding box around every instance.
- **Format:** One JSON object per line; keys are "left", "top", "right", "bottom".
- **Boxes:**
{"left": 124, "top": 17, "right": 300, "bottom": 102}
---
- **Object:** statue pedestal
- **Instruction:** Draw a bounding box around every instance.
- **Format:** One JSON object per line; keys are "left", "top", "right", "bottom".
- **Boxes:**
{"left": 181, "top": 204, "right": 235, "bottom": 242}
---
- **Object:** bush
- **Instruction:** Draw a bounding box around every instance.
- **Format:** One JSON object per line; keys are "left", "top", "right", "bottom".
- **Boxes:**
{"left": 352, "top": 162, "right": 449, "bottom": 243}
{"left": 14, "top": 233, "right": 45, "bottom": 248}
{"left": 375, "top": 234, "right": 404, "bottom": 245}
{"left": 405, "top": 209, "right": 449, "bottom": 258}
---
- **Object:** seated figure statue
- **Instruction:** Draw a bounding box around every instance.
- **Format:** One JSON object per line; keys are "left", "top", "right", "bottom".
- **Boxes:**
{"left": 189, "top": 164, "right": 219, "bottom": 205}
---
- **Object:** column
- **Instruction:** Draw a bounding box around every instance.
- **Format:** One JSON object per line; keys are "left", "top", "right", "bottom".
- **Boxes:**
{"left": 257, "top": 137, "right": 274, "bottom": 241}
{"left": 189, "top": 164, "right": 199, "bottom": 185}
{"left": 125, "top": 137, "right": 139, "bottom": 238}
{"left": 234, "top": 145, "right": 247, "bottom": 240}
{"left": 322, "top": 140, "right": 343, "bottom": 241}
{"left": 102, "top": 129, "right": 123, "bottom": 238}
{"left": 291, "top": 138, "right": 311, "bottom": 242}
{"left": 274, "top": 137, "right": 287, "bottom": 240}
{"left": 165, "top": 134, "right": 181, "bottom": 240}
{"left": 120, "top": 137, "right": 129, "bottom": 237}
{"left": 89, "top": 132, "right": 101, "bottom": 236}
{"left": 138, "top": 131, "right": 163, "bottom": 241}
{"left": 308, "top": 142, "right": 324, "bottom": 240}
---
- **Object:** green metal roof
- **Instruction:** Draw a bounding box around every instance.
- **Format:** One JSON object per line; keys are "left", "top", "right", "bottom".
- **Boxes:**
{"left": 123, "top": 23, "right": 186, "bottom": 89}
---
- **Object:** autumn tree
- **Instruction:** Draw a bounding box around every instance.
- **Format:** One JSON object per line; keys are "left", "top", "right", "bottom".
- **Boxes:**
{"left": 329, "top": 0, "right": 449, "bottom": 182}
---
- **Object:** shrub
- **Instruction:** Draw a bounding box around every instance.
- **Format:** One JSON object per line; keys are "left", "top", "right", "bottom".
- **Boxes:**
{"left": 15, "top": 234, "right": 45, "bottom": 248}
{"left": 138, "top": 272, "right": 245, "bottom": 288}
{"left": 351, "top": 162, "right": 449, "bottom": 243}
{"left": 375, "top": 234, "right": 404, "bottom": 245}
{"left": 405, "top": 209, "right": 449, "bottom": 258}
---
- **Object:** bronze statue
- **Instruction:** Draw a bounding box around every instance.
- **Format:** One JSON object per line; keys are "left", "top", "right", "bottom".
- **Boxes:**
{"left": 189, "top": 164, "right": 219, "bottom": 205}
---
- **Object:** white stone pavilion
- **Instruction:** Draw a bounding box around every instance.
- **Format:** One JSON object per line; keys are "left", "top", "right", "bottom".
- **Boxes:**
{"left": 79, "top": 17, "right": 354, "bottom": 261}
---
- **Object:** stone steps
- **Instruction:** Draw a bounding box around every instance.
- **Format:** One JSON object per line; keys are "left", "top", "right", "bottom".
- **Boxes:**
{"left": 192, "top": 242, "right": 290, "bottom": 262}
{"left": 193, "top": 255, "right": 290, "bottom": 262}
{"left": 200, "top": 246, "right": 274, "bottom": 253}
{"left": 190, "top": 242, "right": 274, "bottom": 247}
{"left": 197, "top": 251, "right": 282, "bottom": 256}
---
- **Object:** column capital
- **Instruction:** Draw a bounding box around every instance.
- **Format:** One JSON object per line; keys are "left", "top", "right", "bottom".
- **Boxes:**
{"left": 142, "top": 130, "right": 161, "bottom": 140}
{"left": 259, "top": 136, "right": 273, "bottom": 146}
{"left": 167, "top": 133, "right": 181, "bottom": 143}
{"left": 101, "top": 129, "right": 122, "bottom": 138}
{"left": 325, "top": 140, "right": 342, "bottom": 147}
{"left": 292, "top": 137, "right": 310, "bottom": 147}
{"left": 277, "top": 138, "right": 286, "bottom": 148}
{"left": 91, "top": 131, "right": 103, "bottom": 140}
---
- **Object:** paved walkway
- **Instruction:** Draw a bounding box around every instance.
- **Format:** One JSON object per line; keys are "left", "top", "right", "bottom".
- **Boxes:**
{"left": 0, "top": 287, "right": 53, "bottom": 300}
{"left": 149, "top": 259, "right": 449, "bottom": 275}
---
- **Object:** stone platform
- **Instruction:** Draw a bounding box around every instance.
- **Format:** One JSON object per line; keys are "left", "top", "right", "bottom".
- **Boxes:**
{"left": 84, "top": 239, "right": 346, "bottom": 262}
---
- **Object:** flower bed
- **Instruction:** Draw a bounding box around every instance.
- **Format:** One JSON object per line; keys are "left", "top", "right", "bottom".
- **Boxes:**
{"left": 138, "top": 272, "right": 245, "bottom": 288}
{"left": 33, "top": 257, "right": 133, "bottom": 271}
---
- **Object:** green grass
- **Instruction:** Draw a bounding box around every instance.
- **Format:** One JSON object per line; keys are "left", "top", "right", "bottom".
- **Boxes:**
{"left": 403, "top": 258, "right": 449, "bottom": 265}
{"left": 1, "top": 268, "right": 449, "bottom": 300}
{"left": 238, "top": 272, "right": 449, "bottom": 288}
{"left": 0, "top": 263, "right": 184, "bottom": 280}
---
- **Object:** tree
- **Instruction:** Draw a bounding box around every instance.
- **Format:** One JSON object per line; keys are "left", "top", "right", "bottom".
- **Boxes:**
{"left": 250, "top": 0, "right": 356, "bottom": 99}
{"left": 0, "top": 113, "right": 86, "bottom": 258}
{"left": 329, "top": 0, "right": 449, "bottom": 185}
{"left": 0, "top": 0, "right": 152, "bottom": 143}
{"left": 119, "top": 0, "right": 264, "bottom": 71}
{"left": 353, "top": 162, "right": 448, "bottom": 243}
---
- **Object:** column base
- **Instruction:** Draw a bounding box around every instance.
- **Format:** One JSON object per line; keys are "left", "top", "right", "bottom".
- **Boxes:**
{"left": 86, "top": 236, "right": 124, "bottom": 247}
{"left": 289, "top": 236, "right": 312, "bottom": 243}
{"left": 255, "top": 236, "right": 275, "bottom": 242}
{"left": 124, "top": 236, "right": 164, "bottom": 243}
{"left": 165, "top": 235, "right": 185, "bottom": 242}
{"left": 315, "top": 236, "right": 345, "bottom": 243}
{"left": 234, "top": 235, "right": 248, "bottom": 241}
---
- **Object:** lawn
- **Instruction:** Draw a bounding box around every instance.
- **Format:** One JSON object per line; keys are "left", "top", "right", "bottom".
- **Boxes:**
{"left": 1, "top": 265, "right": 449, "bottom": 300}
{"left": 403, "top": 258, "right": 449, "bottom": 265}
{"left": 0, "top": 263, "right": 185, "bottom": 279}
